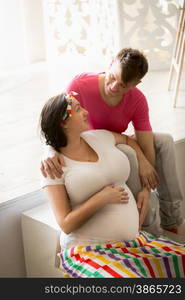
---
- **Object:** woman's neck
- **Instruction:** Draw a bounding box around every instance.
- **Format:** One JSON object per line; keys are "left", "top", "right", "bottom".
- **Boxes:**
{"left": 60, "top": 134, "right": 82, "bottom": 154}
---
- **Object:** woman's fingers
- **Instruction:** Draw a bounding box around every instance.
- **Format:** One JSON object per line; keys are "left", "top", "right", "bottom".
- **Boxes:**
{"left": 120, "top": 190, "right": 129, "bottom": 203}
{"left": 120, "top": 199, "right": 129, "bottom": 203}
{"left": 108, "top": 185, "right": 130, "bottom": 204}
{"left": 141, "top": 176, "right": 150, "bottom": 189}
{"left": 120, "top": 193, "right": 129, "bottom": 203}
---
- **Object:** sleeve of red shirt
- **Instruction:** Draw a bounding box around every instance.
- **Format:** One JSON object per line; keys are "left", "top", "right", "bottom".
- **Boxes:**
{"left": 132, "top": 90, "right": 152, "bottom": 131}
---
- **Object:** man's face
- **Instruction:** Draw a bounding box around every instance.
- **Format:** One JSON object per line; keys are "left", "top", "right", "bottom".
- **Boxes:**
{"left": 104, "top": 61, "right": 142, "bottom": 98}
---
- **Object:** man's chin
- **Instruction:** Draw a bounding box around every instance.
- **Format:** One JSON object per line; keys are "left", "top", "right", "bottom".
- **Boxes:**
{"left": 106, "top": 89, "right": 116, "bottom": 97}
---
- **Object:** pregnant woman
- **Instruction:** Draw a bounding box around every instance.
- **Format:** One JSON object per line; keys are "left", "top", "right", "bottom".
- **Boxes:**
{"left": 40, "top": 92, "right": 150, "bottom": 249}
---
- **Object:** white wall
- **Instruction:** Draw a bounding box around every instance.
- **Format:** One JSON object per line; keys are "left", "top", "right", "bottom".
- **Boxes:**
{"left": 0, "top": 0, "right": 27, "bottom": 69}
{"left": 0, "top": 190, "right": 46, "bottom": 277}
{"left": 21, "top": 0, "right": 46, "bottom": 63}
{"left": 0, "top": 0, "right": 46, "bottom": 71}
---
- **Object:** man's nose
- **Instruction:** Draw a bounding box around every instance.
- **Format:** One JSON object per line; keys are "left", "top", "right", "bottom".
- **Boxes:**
{"left": 111, "top": 81, "right": 119, "bottom": 91}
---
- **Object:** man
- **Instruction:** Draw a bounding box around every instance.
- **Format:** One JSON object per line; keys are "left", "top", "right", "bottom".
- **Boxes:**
{"left": 41, "top": 48, "right": 185, "bottom": 242}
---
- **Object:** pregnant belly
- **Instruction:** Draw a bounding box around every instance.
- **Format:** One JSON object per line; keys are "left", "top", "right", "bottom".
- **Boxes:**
{"left": 74, "top": 190, "right": 139, "bottom": 242}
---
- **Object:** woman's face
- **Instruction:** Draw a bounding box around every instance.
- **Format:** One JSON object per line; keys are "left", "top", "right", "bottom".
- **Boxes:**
{"left": 63, "top": 98, "right": 89, "bottom": 133}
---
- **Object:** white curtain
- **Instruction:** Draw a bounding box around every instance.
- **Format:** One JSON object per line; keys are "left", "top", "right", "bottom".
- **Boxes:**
{"left": 0, "top": 0, "right": 46, "bottom": 71}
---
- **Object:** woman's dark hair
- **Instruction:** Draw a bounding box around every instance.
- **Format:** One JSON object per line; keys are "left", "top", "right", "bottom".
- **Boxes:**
{"left": 115, "top": 48, "right": 148, "bottom": 84}
{"left": 40, "top": 93, "right": 69, "bottom": 152}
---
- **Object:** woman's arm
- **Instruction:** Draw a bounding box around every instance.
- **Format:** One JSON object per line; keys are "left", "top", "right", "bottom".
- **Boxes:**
{"left": 45, "top": 184, "right": 128, "bottom": 234}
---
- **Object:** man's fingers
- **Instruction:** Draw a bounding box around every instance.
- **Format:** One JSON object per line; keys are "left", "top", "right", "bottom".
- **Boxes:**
{"left": 40, "top": 162, "right": 47, "bottom": 178}
{"left": 47, "top": 158, "right": 61, "bottom": 173}
{"left": 142, "top": 173, "right": 157, "bottom": 190}
{"left": 44, "top": 165, "right": 55, "bottom": 179}
{"left": 137, "top": 197, "right": 143, "bottom": 209}
{"left": 137, "top": 203, "right": 141, "bottom": 209}
{"left": 139, "top": 206, "right": 146, "bottom": 228}
{"left": 148, "top": 175, "right": 156, "bottom": 189}
{"left": 41, "top": 151, "right": 65, "bottom": 179}
{"left": 154, "top": 171, "right": 160, "bottom": 184}
{"left": 45, "top": 159, "right": 62, "bottom": 178}
{"left": 52, "top": 156, "right": 64, "bottom": 173}
{"left": 150, "top": 171, "right": 160, "bottom": 187}
{"left": 58, "top": 155, "right": 66, "bottom": 167}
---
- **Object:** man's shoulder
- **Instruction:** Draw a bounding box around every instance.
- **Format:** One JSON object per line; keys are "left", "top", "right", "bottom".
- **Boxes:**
{"left": 72, "top": 72, "right": 99, "bottom": 84}
{"left": 66, "top": 72, "right": 100, "bottom": 93}
{"left": 126, "top": 87, "right": 147, "bottom": 105}
{"left": 130, "top": 87, "right": 146, "bottom": 98}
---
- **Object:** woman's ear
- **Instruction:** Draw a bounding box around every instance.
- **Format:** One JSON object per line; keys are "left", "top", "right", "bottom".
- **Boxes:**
{"left": 60, "top": 120, "right": 68, "bottom": 129}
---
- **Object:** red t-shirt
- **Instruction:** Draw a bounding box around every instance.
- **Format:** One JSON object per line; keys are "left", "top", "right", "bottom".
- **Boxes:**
{"left": 66, "top": 72, "right": 152, "bottom": 133}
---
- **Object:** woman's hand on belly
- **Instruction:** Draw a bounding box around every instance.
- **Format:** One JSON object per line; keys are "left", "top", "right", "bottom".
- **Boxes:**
{"left": 98, "top": 185, "right": 129, "bottom": 205}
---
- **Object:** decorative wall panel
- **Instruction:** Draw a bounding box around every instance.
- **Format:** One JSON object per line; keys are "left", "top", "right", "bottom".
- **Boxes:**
{"left": 117, "top": 0, "right": 180, "bottom": 69}
{"left": 44, "top": 0, "right": 179, "bottom": 70}
{"left": 44, "top": 0, "right": 118, "bottom": 64}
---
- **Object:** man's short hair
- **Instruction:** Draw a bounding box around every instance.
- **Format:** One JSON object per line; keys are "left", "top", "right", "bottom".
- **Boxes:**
{"left": 115, "top": 48, "right": 148, "bottom": 84}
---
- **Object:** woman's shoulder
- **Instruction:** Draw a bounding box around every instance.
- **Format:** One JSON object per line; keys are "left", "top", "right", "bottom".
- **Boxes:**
{"left": 82, "top": 129, "right": 115, "bottom": 144}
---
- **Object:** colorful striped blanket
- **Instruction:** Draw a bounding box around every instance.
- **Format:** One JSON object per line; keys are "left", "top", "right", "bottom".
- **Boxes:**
{"left": 58, "top": 231, "right": 185, "bottom": 278}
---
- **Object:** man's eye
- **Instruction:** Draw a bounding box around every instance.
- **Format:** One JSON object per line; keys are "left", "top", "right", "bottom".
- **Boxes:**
{"left": 120, "top": 83, "right": 127, "bottom": 88}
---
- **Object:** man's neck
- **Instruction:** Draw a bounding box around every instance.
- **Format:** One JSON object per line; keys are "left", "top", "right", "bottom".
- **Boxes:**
{"left": 105, "top": 95, "right": 123, "bottom": 106}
